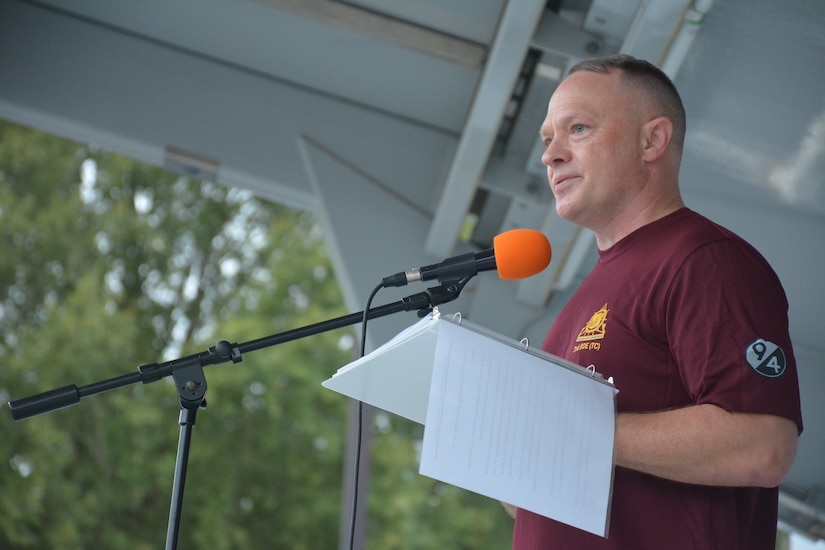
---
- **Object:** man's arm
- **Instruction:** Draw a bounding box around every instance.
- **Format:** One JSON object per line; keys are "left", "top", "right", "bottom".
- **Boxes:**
{"left": 615, "top": 403, "right": 798, "bottom": 487}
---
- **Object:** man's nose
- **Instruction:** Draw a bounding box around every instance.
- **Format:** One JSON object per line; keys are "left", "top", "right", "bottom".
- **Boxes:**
{"left": 541, "top": 137, "right": 568, "bottom": 166}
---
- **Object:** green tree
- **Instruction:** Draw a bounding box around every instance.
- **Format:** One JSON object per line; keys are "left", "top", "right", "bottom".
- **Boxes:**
{"left": 0, "top": 119, "right": 514, "bottom": 549}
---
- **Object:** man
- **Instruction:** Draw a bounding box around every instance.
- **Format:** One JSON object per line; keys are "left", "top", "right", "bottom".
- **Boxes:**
{"left": 511, "top": 54, "right": 803, "bottom": 549}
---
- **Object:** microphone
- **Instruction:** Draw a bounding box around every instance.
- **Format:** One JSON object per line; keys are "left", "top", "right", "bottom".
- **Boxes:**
{"left": 381, "top": 228, "right": 552, "bottom": 287}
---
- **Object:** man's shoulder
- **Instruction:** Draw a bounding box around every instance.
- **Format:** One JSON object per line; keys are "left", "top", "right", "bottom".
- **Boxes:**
{"left": 659, "top": 208, "right": 753, "bottom": 252}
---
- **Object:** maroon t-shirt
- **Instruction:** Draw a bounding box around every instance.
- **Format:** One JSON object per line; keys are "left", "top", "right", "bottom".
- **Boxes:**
{"left": 513, "top": 208, "right": 802, "bottom": 550}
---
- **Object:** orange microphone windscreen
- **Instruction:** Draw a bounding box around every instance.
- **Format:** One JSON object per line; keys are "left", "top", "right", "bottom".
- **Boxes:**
{"left": 492, "top": 228, "right": 552, "bottom": 280}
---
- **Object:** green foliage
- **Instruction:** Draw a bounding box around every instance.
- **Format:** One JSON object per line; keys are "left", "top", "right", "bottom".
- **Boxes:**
{"left": 0, "top": 120, "right": 514, "bottom": 548}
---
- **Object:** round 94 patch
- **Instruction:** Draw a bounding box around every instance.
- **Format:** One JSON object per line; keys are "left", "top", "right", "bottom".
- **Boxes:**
{"left": 745, "top": 338, "right": 787, "bottom": 378}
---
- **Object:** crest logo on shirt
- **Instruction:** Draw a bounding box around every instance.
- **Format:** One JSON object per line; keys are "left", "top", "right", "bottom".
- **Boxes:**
{"left": 745, "top": 338, "right": 787, "bottom": 378}
{"left": 576, "top": 304, "right": 609, "bottom": 342}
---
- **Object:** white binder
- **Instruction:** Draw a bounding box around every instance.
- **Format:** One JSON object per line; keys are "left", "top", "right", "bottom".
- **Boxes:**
{"left": 322, "top": 312, "right": 443, "bottom": 424}
{"left": 322, "top": 310, "right": 618, "bottom": 537}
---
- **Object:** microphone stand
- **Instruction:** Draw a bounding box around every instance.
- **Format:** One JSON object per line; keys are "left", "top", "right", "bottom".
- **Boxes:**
{"left": 7, "top": 278, "right": 471, "bottom": 550}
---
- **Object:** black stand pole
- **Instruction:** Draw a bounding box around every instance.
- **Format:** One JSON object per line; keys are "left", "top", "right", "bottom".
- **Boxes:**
{"left": 165, "top": 361, "right": 209, "bottom": 550}
{"left": 7, "top": 279, "right": 470, "bottom": 549}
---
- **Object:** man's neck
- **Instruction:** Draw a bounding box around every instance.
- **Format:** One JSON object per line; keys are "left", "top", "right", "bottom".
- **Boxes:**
{"left": 594, "top": 196, "right": 685, "bottom": 250}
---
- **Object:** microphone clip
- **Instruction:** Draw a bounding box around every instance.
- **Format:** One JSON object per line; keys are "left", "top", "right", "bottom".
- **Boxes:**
{"left": 403, "top": 275, "right": 474, "bottom": 318}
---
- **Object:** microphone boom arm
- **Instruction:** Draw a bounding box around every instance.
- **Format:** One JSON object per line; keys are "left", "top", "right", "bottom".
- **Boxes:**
{"left": 7, "top": 277, "right": 472, "bottom": 421}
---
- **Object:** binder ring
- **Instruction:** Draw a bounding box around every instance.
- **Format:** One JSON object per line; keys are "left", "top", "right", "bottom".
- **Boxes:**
{"left": 520, "top": 338, "right": 529, "bottom": 350}
{"left": 452, "top": 312, "right": 463, "bottom": 324}
{"left": 586, "top": 364, "right": 596, "bottom": 376}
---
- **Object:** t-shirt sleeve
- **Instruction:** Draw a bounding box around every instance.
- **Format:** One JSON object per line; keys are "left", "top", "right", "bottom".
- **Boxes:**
{"left": 665, "top": 239, "right": 803, "bottom": 432}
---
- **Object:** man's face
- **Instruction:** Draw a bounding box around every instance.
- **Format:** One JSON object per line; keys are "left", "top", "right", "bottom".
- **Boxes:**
{"left": 539, "top": 70, "right": 646, "bottom": 230}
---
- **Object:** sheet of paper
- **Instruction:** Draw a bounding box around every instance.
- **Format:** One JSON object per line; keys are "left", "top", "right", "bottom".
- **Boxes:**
{"left": 419, "top": 320, "right": 617, "bottom": 537}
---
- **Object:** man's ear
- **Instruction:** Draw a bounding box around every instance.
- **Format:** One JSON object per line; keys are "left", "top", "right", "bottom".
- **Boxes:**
{"left": 641, "top": 116, "right": 673, "bottom": 162}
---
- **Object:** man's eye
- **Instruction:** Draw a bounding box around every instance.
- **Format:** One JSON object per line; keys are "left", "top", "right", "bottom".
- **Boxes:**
{"left": 573, "top": 124, "right": 586, "bottom": 133}
{"left": 543, "top": 137, "right": 552, "bottom": 146}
